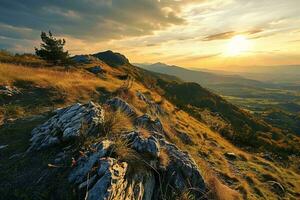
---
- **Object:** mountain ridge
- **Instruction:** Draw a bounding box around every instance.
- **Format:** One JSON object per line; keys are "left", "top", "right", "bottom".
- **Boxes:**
{"left": 1, "top": 50, "right": 300, "bottom": 199}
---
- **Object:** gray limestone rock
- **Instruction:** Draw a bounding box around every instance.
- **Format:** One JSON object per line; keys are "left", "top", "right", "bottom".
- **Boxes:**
{"left": 106, "top": 97, "right": 137, "bottom": 117}
{"left": 27, "top": 101, "right": 104, "bottom": 151}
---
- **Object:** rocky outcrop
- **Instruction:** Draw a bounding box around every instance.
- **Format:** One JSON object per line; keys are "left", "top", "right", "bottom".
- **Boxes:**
{"left": 160, "top": 139, "right": 205, "bottom": 196}
{"left": 28, "top": 99, "right": 206, "bottom": 199}
{"left": 136, "top": 91, "right": 164, "bottom": 115}
{"left": 126, "top": 131, "right": 160, "bottom": 158}
{"left": 69, "top": 130, "right": 205, "bottom": 200}
{"left": 106, "top": 97, "right": 137, "bottom": 117}
{"left": 135, "top": 114, "right": 164, "bottom": 133}
{"left": 27, "top": 102, "right": 104, "bottom": 151}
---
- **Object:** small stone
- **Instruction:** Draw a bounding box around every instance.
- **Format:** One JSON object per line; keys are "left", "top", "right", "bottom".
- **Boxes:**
{"left": 224, "top": 152, "right": 237, "bottom": 160}
{"left": 87, "top": 66, "right": 104, "bottom": 74}
{"left": 0, "top": 144, "right": 8, "bottom": 150}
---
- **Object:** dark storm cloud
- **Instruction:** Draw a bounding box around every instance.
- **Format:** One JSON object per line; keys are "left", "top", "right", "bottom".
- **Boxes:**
{"left": 0, "top": 0, "right": 193, "bottom": 46}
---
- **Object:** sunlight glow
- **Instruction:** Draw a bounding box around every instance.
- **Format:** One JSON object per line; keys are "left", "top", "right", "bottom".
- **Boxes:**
{"left": 225, "top": 35, "right": 251, "bottom": 56}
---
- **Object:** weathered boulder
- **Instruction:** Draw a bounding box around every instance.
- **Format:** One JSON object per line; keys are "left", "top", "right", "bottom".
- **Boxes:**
{"left": 136, "top": 91, "right": 164, "bottom": 115}
{"left": 106, "top": 97, "right": 137, "bottom": 117}
{"left": 69, "top": 140, "right": 112, "bottom": 184}
{"left": 69, "top": 139, "right": 155, "bottom": 200}
{"left": 27, "top": 102, "right": 104, "bottom": 151}
{"left": 126, "top": 131, "right": 160, "bottom": 158}
{"left": 135, "top": 114, "right": 163, "bottom": 133}
{"left": 159, "top": 139, "right": 206, "bottom": 198}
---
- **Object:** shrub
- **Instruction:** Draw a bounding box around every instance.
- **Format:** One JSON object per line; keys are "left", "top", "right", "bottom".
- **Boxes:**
{"left": 158, "top": 147, "right": 170, "bottom": 168}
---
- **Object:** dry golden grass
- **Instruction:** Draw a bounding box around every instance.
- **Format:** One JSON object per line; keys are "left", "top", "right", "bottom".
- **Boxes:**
{"left": 112, "top": 138, "right": 138, "bottom": 161}
{"left": 0, "top": 63, "right": 121, "bottom": 101}
{"left": 1, "top": 59, "right": 299, "bottom": 200}
{"left": 137, "top": 127, "right": 152, "bottom": 138}
{"left": 159, "top": 147, "right": 170, "bottom": 168}
{"left": 175, "top": 189, "right": 195, "bottom": 200}
{"left": 100, "top": 107, "right": 134, "bottom": 138}
{"left": 206, "top": 175, "right": 241, "bottom": 200}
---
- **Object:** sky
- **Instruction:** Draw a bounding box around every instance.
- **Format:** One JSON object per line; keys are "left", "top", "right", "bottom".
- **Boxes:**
{"left": 0, "top": 0, "right": 300, "bottom": 69}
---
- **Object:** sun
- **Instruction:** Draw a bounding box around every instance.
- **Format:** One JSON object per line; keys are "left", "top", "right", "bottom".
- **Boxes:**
{"left": 225, "top": 35, "right": 251, "bottom": 56}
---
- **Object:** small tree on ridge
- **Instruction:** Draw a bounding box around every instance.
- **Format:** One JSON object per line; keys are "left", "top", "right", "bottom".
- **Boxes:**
{"left": 35, "top": 31, "right": 69, "bottom": 65}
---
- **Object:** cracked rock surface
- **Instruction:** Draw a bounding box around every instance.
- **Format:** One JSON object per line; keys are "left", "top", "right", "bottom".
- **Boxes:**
{"left": 28, "top": 99, "right": 206, "bottom": 199}
{"left": 28, "top": 102, "right": 104, "bottom": 151}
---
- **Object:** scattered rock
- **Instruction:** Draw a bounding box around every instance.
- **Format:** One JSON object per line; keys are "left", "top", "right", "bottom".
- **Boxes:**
{"left": 27, "top": 102, "right": 104, "bottom": 151}
{"left": 106, "top": 97, "right": 137, "bottom": 117}
{"left": 176, "top": 129, "right": 194, "bottom": 145}
{"left": 0, "top": 144, "right": 8, "bottom": 150}
{"left": 135, "top": 114, "right": 163, "bottom": 133}
{"left": 224, "top": 152, "right": 238, "bottom": 160}
{"left": 87, "top": 66, "right": 105, "bottom": 74}
{"left": 268, "top": 181, "right": 285, "bottom": 196}
{"left": 0, "top": 85, "right": 20, "bottom": 97}
{"left": 136, "top": 91, "right": 164, "bottom": 115}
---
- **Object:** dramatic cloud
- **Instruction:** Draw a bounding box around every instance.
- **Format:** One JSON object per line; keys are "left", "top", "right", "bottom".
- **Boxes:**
{"left": 0, "top": 0, "right": 198, "bottom": 43}
{"left": 0, "top": 0, "right": 299, "bottom": 68}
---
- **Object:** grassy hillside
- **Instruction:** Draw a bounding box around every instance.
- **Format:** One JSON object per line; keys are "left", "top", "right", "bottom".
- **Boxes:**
{"left": 0, "top": 53, "right": 300, "bottom": 199}
{"left": 138, "top": 62, "right": 300, "bottom": 136}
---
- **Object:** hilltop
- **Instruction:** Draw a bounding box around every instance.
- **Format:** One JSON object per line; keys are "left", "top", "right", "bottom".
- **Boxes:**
{"left": 0, "top": 51, "right": 300, "bottom": 200}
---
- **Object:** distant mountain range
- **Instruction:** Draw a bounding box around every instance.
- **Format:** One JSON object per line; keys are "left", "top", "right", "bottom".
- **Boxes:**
{"left": 135, "top": 62, "right": 270, "bottom": 88}
{"left": 136, "top": 62, "right": 300, "bottom": 88}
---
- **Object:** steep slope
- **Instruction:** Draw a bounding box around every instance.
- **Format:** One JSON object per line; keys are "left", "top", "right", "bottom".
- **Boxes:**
{"left": 0, "top": 53, "right": 300, "bottom": 199}
{"left": 137, "top": 62, "right": 300, "bottom": 137}
{"left": 137, "top": 62, "right": 266, "bottom": 87}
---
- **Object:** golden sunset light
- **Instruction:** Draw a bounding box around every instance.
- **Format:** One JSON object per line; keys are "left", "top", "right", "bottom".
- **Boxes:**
{"left": 1, "top": 0, "right": 299, "bottom": 69}
{"left": 1, "top": 1, "right": 300, "bottom": 199}
{"left": 225, "top": 35, "right": 251, "bottom": 56}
